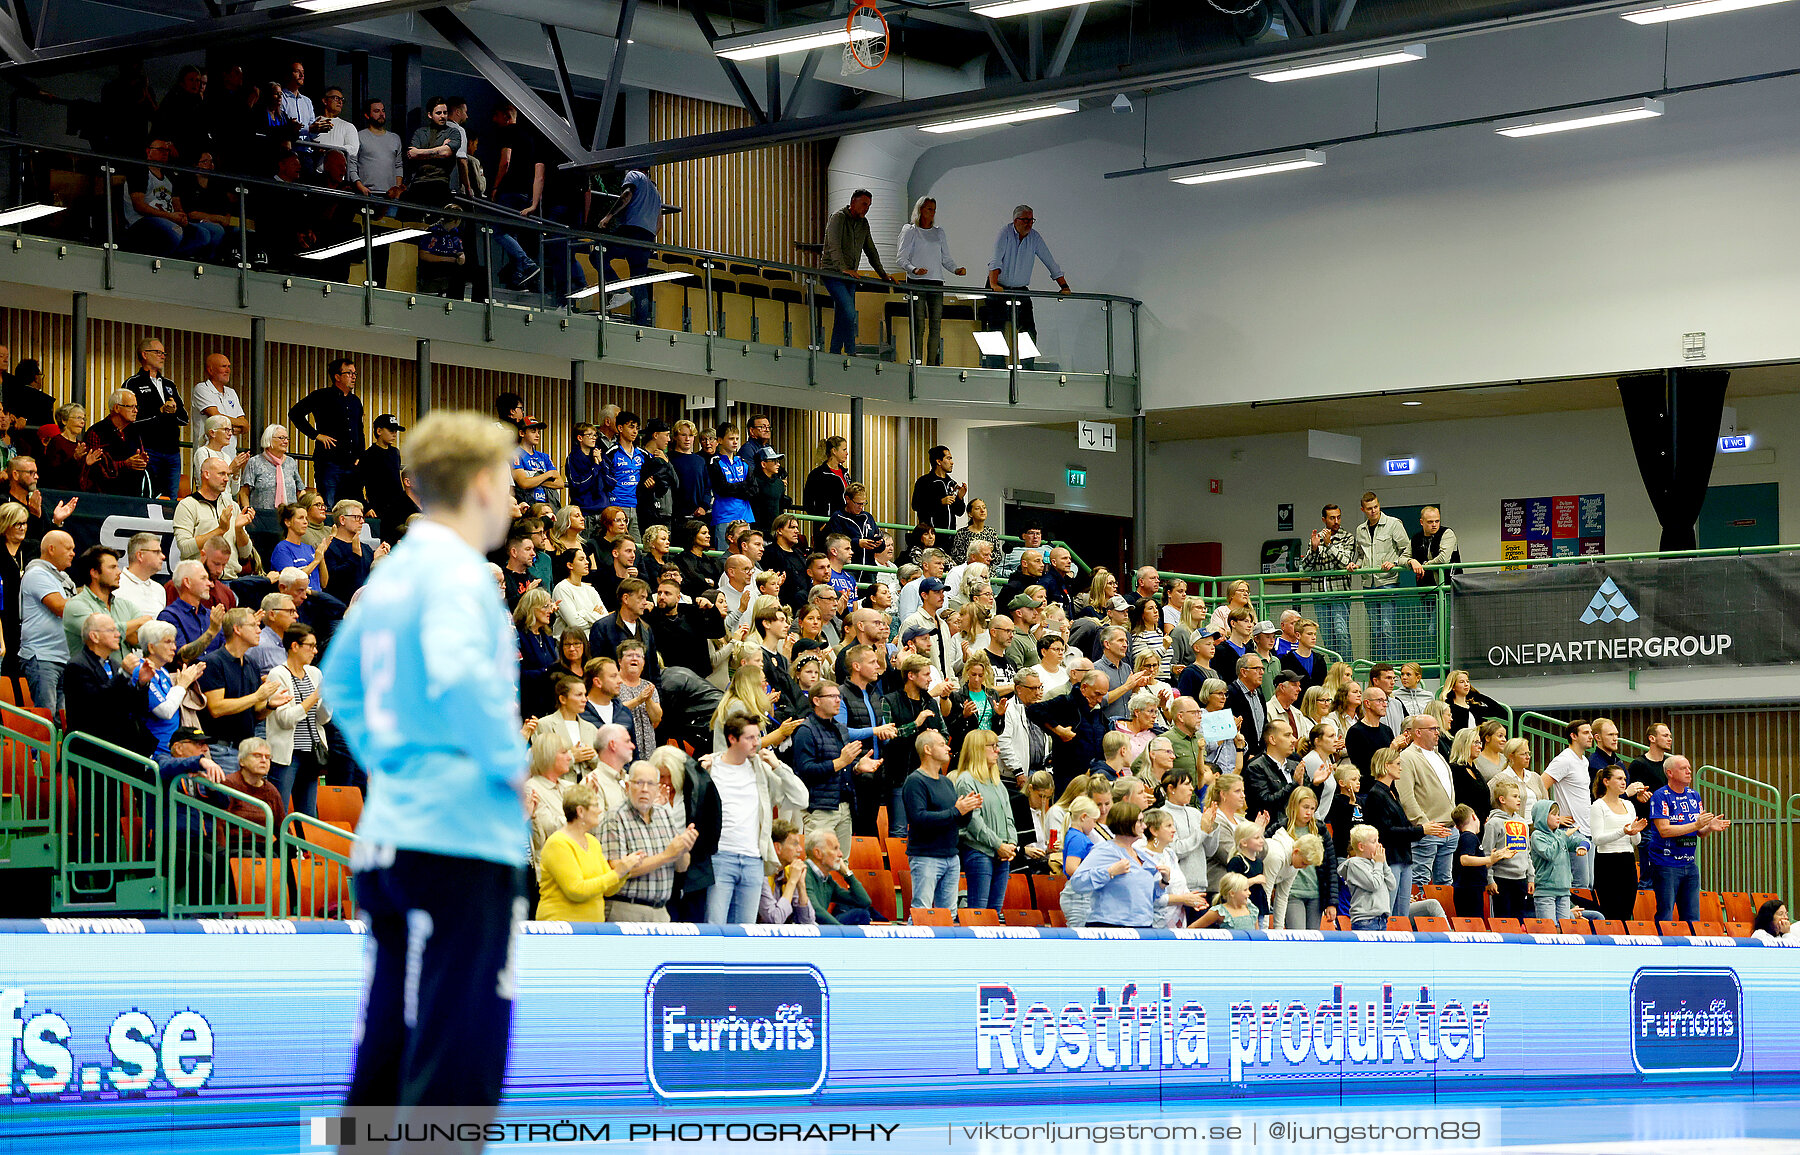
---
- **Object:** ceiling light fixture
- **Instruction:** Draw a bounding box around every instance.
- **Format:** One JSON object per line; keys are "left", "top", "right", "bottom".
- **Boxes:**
{"left": 919, "top": 100, "right": 1080, "bottom": 133}
{"left": 292, "top": 0, "right": 392, "bottom": 12}
{"left": 1250, "top": 43, "right": 1426, "bottom": 83}
{"left": 1622, "top": 0, "right": 1794, "bottom": 23}
{"left": 715, "top": 18, "right": 880, "bottom": 61}
{"left": 301, "top": 227, "right": 428, "bottom": 261}
{"left": 1495, "top": 97, "right": 1664, "bottom": 137}
{"left": 1402, "top": 400, "right": 1424, "bottom": 406}
{"left": 568, "top": 271, "right": 693, "bottom": 300}
{"left": 0, "top": 203, "right": 64, "bottom": 227}
{"left": 1168, "top": 149, "right": 1325, "bottom": 185}
{"left": 972, "top": 0, "right": 1103, "bottom": 17}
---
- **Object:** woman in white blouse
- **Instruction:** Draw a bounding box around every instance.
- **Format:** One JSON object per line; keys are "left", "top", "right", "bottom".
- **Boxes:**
{"left": 896, "top": 196, "right": 965, "bottom": 366}
{"left": 1589, "top": 764, "right": 1648, "bottom": 922}
{"left": 552, "top": 545, "right": 606, "bottom": 639}
{"left": 192, "top": 415, "right": 247, "bottom": 483}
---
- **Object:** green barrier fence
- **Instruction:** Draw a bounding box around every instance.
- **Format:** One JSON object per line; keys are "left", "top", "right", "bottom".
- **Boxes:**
{"left": 1516, "top": 711, "right": 1791, "bottom": 898}
{"left": 278, "top": 811, "right": 359, "bottom": 919}
{"left": 56, "top": 732, "right": 164, "bottom": 915}
{"left": 166, "top": 775, "right": 277, "bottom": 919}
{"left": 0, "top": 698, "right": 58, "bottom": 871}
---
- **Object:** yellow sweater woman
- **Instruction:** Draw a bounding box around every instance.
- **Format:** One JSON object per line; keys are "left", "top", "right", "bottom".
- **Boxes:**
{"left": 537, "top": 783, "right": 644, "bottom": 922}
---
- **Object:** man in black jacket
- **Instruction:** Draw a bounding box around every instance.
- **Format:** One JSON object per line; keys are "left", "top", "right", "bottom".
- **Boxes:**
{"left": 1225, "top": 656, "right": 1268, "bottom": 754}
{"left": 909, "top": 445, "right": 965, "bottom": 532}
{"left": 118, "top": 337, "right": 188, "bottom": 500}
{"left": 826, "top": 483, "right": 884, "bottom": 569}
{"left": 765, "top": 513, "right": 811, "bottom": 612}
{"left": 287, "top": 357, "right": 365, "bottom": 506}
{"left": 1364, "top": 746, "right": 1448, "bottom": 918}
{"left": 1242, "top": 719, "right": 1297, "bottom": 829}
{"left": 875, "top": 653, "right": 943, "bottom": 838}
{"left": 648, "top": 575, "right": 721, "bottom": 678}
{"left": 637, "top": 419, "right": 679, "bottom": 530}
{"left": 64, "top": 612, "right": 150, "bottom": 754}
{"left": 357, "top": 414, "right": 418, "bottom": 544}
{"left": 589, "top": 578, "right": 661, "bottom": 681}
{"left": 1032, "top": 669, "right": 1108, "bottom": 791}
{"left": 791, "top": 682, "right": 882, "bottom": 849}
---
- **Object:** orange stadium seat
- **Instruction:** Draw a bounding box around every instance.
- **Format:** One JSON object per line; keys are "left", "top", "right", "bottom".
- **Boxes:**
{"left": 317, "top": 785, "right": 363, "bottom": 829}
{"left": 1487, "top": 918, "right": 1523, "bottom": 933}
{"left": 1385, "top": 917, "right": 1412, "bottom": 931}
{"left": 854, "top": 868, "right": 896, "bottom": 923}
{"left": 1451, "top": 918, "right": 1487, "bottom": 933}
{"left": 910, "top": 907, "right": 954, "bottom": 927}
{"left": 1624, "top": 920, "right": 1659, "bottom": 936}
{"left": 1006, "top": 910, "right": 1046, "bottom": 927}
{"left": 1412, "top": 916, "right": 1450, "bottom": 932}
{"left": 1659, "top": 921, "right": 1693, "bottom": 936}
{"left": 848, "top": 836, "right": 884, "bottom": 873}
{"left": 1593, "top": 920, "right": 1626, "bottom": 934}
{"left": 958, "top": 908, "right": 1000, "bottom": 927}
{"left": 1690, "top": 921, "right": 1726, "bottom": 937}
{"left": 1723, "top": 892, "right": 1756, "bottom": 923}
{"left": 1727, "top": 922, "right": 1754, "bottom": 938}
{"left": 1032, "top": 873, "right": 1064, "bottom": 912}
{"left": 1003, "top": 875, "right": 1033, "bottom": 910}
{"left": 1521, "top": 918, "right": 1560, "bottom": 935}
{"left": 1633, "top": 890, "right": 1658, "bottom": 922}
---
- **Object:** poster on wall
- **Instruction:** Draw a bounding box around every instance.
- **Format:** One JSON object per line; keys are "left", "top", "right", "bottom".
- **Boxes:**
{"left": 1502, "top": 493, "right": 1603, "bottom": 568}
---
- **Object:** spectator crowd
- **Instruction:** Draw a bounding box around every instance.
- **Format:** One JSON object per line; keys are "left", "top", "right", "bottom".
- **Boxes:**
{"left": 0, "top": 334, "right": 1752, "bottom": 931}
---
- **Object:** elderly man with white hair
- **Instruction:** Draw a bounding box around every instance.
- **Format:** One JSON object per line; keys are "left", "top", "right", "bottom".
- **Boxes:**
{"left": 82, "top": 388, "right": 152, "bottom": 495}
{"left": 238, "top": 424, "right": 302, "bottom": 512}
{"left": 63, "top": 612, "right": 143, "bottom": 750}
{"left": 803, "top": 826, "right": 875, "bottom": 925}
{"left": 598, "top": 760, "right": 697, "bottom": 923}
{"left": 174, "top": 454, "right": 258, "bottom": 578}
{"left": 945, "top": 539, "right": 995, "bottom": 605}
{"left": 220, "top": 735, "right": 288, "bottom": 840}
{"left": 156, "top": 559, "right": 221, "bottom": 655}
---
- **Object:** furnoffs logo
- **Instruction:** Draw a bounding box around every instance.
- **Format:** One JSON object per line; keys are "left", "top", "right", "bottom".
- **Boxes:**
{"left": 1580, "top": 578, "right": 1638, "bottom": 625}
{"left": 646, "top": 963, "right": 828, "bottom": 1099}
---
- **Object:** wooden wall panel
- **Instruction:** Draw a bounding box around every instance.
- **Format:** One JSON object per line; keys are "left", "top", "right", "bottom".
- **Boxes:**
{"left": 648, "top": 93, "right": 825, "bottom": 266}
{"left": 0, "top": 304, "right": 935, "bottom": 516}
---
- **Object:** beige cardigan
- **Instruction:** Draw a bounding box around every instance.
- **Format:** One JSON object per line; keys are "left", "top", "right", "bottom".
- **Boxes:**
{"left": 266, "top": 661, "right": 332, "bottom": 764}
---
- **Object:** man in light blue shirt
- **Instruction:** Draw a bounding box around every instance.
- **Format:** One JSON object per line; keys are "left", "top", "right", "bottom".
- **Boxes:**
{"left": 983, "top": 204, "right": 1072, "bottom": 369}
{"left": 320, "top": 410, "right": 527, "bottom": 1136}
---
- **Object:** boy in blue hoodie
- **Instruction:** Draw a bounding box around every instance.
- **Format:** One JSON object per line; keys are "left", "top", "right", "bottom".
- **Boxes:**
{"left": 1528, "top": 799, "right": 1586, "bottom": 922}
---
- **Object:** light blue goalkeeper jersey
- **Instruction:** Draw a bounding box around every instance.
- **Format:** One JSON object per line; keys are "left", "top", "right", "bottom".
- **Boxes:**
{"left": 321, "top": 518, "right": 528, "bottom": 867}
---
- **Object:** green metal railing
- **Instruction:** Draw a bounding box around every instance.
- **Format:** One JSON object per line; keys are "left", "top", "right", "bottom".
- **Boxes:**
{"left": 0, "top": 699, "right": 57, "bottom": 870}
{"left": 56, "top": 732, "right": 163, "bottom": 914}
{"left": 166, "top": 776, "right": 277, "bottom": 919}
{"left": 279, "top": 812, "right": 359, "bottom": 919}
{"left": 1516, "top": 711, "right": 1790, "bottom": 897}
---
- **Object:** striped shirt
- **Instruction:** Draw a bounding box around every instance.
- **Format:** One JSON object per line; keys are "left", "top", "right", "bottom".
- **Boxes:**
{"left": 292, "top": 668, "right": 322, "bottom": 753}
{"left": 599, "top": 798, "right": 681, "bottom": 905}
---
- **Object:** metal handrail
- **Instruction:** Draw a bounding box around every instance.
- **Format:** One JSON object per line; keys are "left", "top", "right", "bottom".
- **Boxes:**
{"left": 278, "top": 811, "right": 358, "bottom": 919}
{"left": 789, "top": 511, "right": 1094, "bottom": 575}
{"left": 1197, "top": 541, "right": 1800, "bottom": 587}
{"left": 165, "top": 773, "right": 277, "bottom": 919}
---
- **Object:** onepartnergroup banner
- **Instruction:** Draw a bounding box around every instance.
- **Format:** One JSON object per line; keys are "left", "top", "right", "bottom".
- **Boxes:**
{"left": 1453, "top": 551, "right": 1800, "bottom": 677}
{"left": 4, "top": 924, "right": 1798, "bottom": 1153}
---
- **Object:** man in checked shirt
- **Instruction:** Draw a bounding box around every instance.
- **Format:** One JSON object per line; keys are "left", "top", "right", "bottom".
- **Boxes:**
{"left": 599, "top": 760, "right": 698, "bottom": 923}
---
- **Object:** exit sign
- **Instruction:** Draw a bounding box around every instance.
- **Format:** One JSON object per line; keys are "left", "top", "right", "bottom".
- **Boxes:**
{"left": 1066, "top": 468, "right": 1087, "bottom": 489}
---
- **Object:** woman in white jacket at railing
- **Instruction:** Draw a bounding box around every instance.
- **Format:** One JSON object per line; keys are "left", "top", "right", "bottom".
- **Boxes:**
{"left": 266, "top": 621, "right": 332, "bottom": 819}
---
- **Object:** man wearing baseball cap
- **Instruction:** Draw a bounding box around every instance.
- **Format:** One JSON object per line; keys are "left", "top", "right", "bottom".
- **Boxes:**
{"left": 900, "top": 577, "right": 953, "bottom": 684}
{"left": 358, "top": 413, "right": 417, "bottom": 543}
{"left": 1252, "top": 620, "right": 1282, "bottom": 703}
{"left": 1175, "top": 628, "right": 1223, "bottom": 701}
{"left": 511, "top": 415, "right": 562, "bottom": 505}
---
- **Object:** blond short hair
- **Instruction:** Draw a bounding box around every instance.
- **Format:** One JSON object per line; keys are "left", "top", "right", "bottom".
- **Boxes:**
{"left": 402, "top": 410, "right": 514, "bottom": 511}
{"left": 1349, "top": 823, "right": 1379, "bottom": 852}
{"left": 1292, "top": 833, "right": 1324, "bottom": 868}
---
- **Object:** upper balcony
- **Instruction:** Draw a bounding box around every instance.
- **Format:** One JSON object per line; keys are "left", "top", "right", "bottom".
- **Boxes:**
{"left": 0, "top": 137, "right": 1141, "bottom": 419}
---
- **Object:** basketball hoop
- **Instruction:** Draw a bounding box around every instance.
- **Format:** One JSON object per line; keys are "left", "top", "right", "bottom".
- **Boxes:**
{"left": 842, "top": 3, "right": 888, "bottom": 76}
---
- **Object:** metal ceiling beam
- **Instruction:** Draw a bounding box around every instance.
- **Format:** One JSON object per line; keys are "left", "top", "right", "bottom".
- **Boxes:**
{"left": 983, "top": 22, "right": 1024, "bottom": 82}
{"left": 542, "top": 23, "right": 576, "bottom": 121}
{"left": 1046, "top": 5, "right": 1087, "bottom": 79}
{"left": 1330, "top": 0, "right": 1359, "bottom": 32}
{"left": 1270, "top": 0, "right": 1313, "bottom": 36}
{"left": 419, "top": 7, "right": 591, "bottom": 162}
{"left": 0, "top": 0, "right": 444, "bottom": 72}
{"left": 0, "top": 5, "right": 33, "bottom": 64}
{"left": 592, "top": 0, "right": 638, "bottom": 151}
{"left": 687, "top": 1, "right": 767, "bottom": 124}
{"left": 565, "top": 0, "right": 1658, "bottom": 170}
{"left": 783, "top": 48, "right": 824, "bottom": 119}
